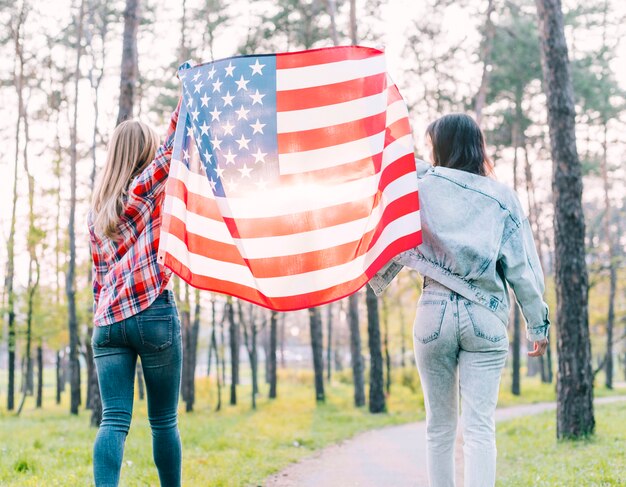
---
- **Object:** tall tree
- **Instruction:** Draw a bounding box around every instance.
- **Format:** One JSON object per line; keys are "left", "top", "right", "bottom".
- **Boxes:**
{"left": 309, "top": 307, "right": 325, "bottom": 402}
{"left": 366, "top": 286, "right": 386, "bottom": 413}
{"left": 535, "top": 0, "right": 595, "bottom": 439}
{"left": 227, "top": 298, "right": 238, "bottom": 405}
{"left": 474, "top": 0, "right": 496, "bottom": 125}
{"left": 268, "top": 311, "right": 278, "bottom": 399}
{"left": 116, "top": 0, "right": 140, "bottom": 124}
{"left": 348, "top": 294, "right": 365, "bottom": 407}
{"left": 67, "top": 0, "right": 86, "bottom": 415}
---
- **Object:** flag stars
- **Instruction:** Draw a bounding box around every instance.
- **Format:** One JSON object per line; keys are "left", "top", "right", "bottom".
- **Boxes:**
{"left": 222, "top": 120, "right": 235, "bottom": 136}
{"left": 235, "top": 105, "right": 250, "bottom": 120}
{"left": 250, "top": 59, "right": 265, "bottom": 76}
{"left": 186, "top": 126, "right": 195, "bottom": 138}
{"left": 226, "top": 178, "right": 239, "bottom": 192}
{"left": 221, "top": 91, "right": 235, "bottom": 107}
{"left": 223, "top": 149, "right": 237, "bottom": 165}
{"left": 203, "top": 150, "right": 213, "bottom": 164}
{"left": 252, "top": 148, "right": 267, "bottom": 164}
{"left": 249, "top": 89, "right": 265, "bottom": 105}
{"left": 235, "top": 134, "right": 250, "bottom": 150}
{"left": 238, "top": 163, "right": 253, "bottom": 178}
{"left": 250, "top": 119, "right": 266, "bottom": 134}
{"left": 186, "top": 96, "right": 193, "bottom": 108}
{"left": 199, "top": 121, "right": 210, "bottom": 136}
{"left": 195, "top": 135, "right": 203, "bottom": 148}
{"left": 210, "top": 136, "right": 223, "bottom": 150}
{"left": 214, "top": 164, "right": 225, "bottom": 179}
{"left": 208, "top": 178, "right": 217, "bottom": 191}
{"left": 235, "top": 75, "right": 250, "bottom": 91}
{"left": 194, "top": 81, "right": 204, "bottom": 93}
{"left": 192, "top": 71, "right": 201, "bottom": 82}
{"left": 212, "top": 78, "right": 223, "bottom": 92}
{"left": 224, "top": 62, "right": 235, "bottom": 77}
{"left": 210, "top": 106, "right": 222, "bottom": 121}
{"left": 207, "top": 65, "right": 216, "bottom": 80}
{"left": 190, "top": 108, "right": 200, "bottom": 121}
{"left": 200, "top": 93, "right": 210, "bottom": 107}
{"left": 183, "top": 149, "right": 190, "bottom": 161}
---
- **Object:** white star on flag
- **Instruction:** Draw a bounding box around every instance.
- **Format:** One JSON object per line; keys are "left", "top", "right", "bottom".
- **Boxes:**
{"left": 210, "top": 136, "right": 222, "bottom": 150}
{"left": 238, "top": 163, "right": 253, "bottom": 178}
{"left": 222, "top": 91, "right": 235, "bottom": 106}
{"left": 224, "top": 62, "right": 235, "bottom": 77}
{"left": 249, "top": 59, "right": 265, "bottom": 76}
{"left": 200, "top": 93, "right": 210, "bottom": 107}
{"left": 210, "top": 106, "right": 221, "bottom": 121}
{"left": 236, "top": 134, "right": 250, "bottom": 150}
{"left": 224, "top": 149, "right": 237, "bottom": 165}
{"left": 252, "top": 148, "right": 266, "bottom": 163}
{"left": 235, "top": 105, "right": 249, "bottom": 120}
{"left": 212, "top": 79, "right": 223, "bottom": 92}
{"left": 235, "top": 75, "right": 250, "bottom": 91}
{"left": 250, "top": 119, "right": 265, "bottom": 134}
{"left": 222, "top": 120, "right": 235, "bottom": 135}
{"left": 249, "top": 89, "right": 265, "bottom": 105}
{"left": 199, "top": 121, "right": 210, "bottom": 136}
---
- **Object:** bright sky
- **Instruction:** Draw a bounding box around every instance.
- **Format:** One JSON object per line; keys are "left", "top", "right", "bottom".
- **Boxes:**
{"left": 0, "top": 0, "right": 624, "bottom": 291}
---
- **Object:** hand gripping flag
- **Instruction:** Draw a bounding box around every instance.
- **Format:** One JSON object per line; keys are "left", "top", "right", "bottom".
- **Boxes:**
{"left": 157, "top": 46, "right": 421, "bottom": 311}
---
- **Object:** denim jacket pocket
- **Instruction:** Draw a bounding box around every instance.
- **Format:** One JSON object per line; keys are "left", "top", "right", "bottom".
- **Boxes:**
{"left": 92, "top": 325, "right": 112, "bottom": 348}
{"left": 137, "top": 315, "right": 173, "bottom": 351}
{"left": 414, "top": 299, "right": 447, "bottom": 344}
{"left": 464, "top": 301, "right": 507, "bottom": 342}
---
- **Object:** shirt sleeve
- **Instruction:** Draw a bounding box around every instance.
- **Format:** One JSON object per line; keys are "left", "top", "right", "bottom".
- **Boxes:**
{"left": 127, "top": 98, "right": 182, "bottom": 202}
{"left": 498, "top": 215, "right": 551, "bottom": 342}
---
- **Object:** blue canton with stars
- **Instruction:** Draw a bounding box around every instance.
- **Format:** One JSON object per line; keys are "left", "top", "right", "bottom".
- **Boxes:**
{"left": 176, "top": 55, "right": 279, "bottom": 198}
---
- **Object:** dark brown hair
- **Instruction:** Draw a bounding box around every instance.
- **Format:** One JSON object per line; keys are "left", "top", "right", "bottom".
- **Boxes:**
{"left": 426, "top": 113, "right": 493, "bottom": 176}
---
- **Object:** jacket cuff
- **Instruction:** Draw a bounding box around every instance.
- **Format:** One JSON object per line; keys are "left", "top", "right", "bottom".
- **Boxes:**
{"left": 526, "top": 322, "right": 550, "bottom": 342}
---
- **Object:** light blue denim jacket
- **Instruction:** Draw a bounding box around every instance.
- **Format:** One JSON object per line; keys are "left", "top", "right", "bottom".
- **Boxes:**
{"left": 369, "top": 159, "right": 551, "bottom": 342}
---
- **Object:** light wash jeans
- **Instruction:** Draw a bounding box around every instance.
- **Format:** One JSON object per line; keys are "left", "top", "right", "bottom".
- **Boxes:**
{"left": 414, "top": 277, "right": 509, "bottom": 487}
{"left": 92, "top": 290, "right": 183, "bottom": 487}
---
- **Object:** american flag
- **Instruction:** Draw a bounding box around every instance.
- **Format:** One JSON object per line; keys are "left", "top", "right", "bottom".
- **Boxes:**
{"left": 157, "top": 46, "right": 421, "bottom": 311}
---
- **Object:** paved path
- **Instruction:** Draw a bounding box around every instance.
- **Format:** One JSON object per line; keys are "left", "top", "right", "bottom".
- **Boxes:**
{"left": 265, "top": 395, "right": 626, "bottom": 487}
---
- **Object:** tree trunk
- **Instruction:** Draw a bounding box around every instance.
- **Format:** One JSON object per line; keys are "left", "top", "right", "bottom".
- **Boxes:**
{"left": 326, "top": 303, "right": 333, "bottom": 381}
{"left": 56, "top": 350, "right": 62, "bottom": 404}
{"left": 474, "top": 0, "right": 496, "bottom": 125}
{"left": 209, "top": 296, "right": 222, "bottom": 411}
{"left": 268, "top": 311, "right": 278, "bottom": 399}
{"left": 279, "top": 308, "right": 286, "bottom": 368}
{"left": 68, "top": 0, "right": 86, "bottom": 415}
{"left": 227, "top": 298, "right": 238, "bottom": 405}
{"left": 511, "top": 100, "right": 522, "bottom": 397}
{"left": 382, "top": 297, "right": 391, "bottom": 395}
{"left": 366, "top": 286, "right": 386, "bottom": 413}
{"left": 348, "top": 294, "right": 366, "bottom": 407}
{"left": 325, "top": 0, "right": 340, "bottom": 46}
{"left": 36, "top": 344, "right": 43, "bottom": 408}
{"left": 116, "top": 0, "right": 140, "bottom": 124}
{"left": 535, "top": 0, "right": 595, "bottom": 439}
{"left": 349, "top": 0, "right": 357, "bottom": 44}
{"left": 600, "top": 123, "right": 615, "bottom": 389}
{"left": 185, "top": 289, "right": 201, "bottom": 412}
{"left": 136, "top": 364, "right": 145, "bottom": 400}
{"left": 309, "top": 308, "right": 325, "bottom": 402}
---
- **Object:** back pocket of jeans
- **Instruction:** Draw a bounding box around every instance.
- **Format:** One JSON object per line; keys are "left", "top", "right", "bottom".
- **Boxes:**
{"left": 464, "top": 301, "right": 507, "bottom": 342}
{"left": 91, "top": 325, "right": 111, "bottom": 348}
{"left": 137, "top": 316, "right": 173, "bottom": 351}
{"left": 414, "top": 300, "right": 447, "bottom": 344}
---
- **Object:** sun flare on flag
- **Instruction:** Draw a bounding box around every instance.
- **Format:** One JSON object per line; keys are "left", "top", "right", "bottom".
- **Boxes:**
{"left": 157, "top": 46, "right": 421, "bottom": 311}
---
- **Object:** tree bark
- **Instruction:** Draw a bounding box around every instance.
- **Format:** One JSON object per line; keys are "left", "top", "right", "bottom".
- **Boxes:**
{"left": 535, "top": 0, "right": 595, "bottom": 439}
{"left": 366, "top": 286, "right": 386, "bottom": 413}
{"left": 268, "top": 311, "right": 278, "bottom": 399}
{"left": 309, "top": 308, "right": 325, "bottom": 402}
{"left": 56, "top": 350, "right": 62, "bottom": 404}
{"left": 511, "top": 107, "right": 522, "bottom": 396}
{"left": 382, "top": 296, "right": 391, "bottom": 395}
{"left": 474, "top": 0, "right": 496, "bottom": 125}
{"left": 36, "top": 344, "right": 43, "bottom": 408}
{"left": 67, "top": 0, "right": 86, "bottom": 415}
{"left": 227, "top": 298, "right": 238, "bottom": 405}
{"left": 349, "top": 0, "right": 357, "bottom": 44}
{"left": 116, "top": 0, "right": 140, "bottom": 124}
{"left": 348, "top": 294, "right": 366, "bottom": 407}
{"left": 326, "top": 303, "right": 333, "bottom": 381}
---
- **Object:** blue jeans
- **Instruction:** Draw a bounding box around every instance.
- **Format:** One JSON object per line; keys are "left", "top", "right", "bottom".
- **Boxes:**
{"left": 92, "top": 290, "right": 182, "bottom": 487}
{"left": 414, "top": 277, "right": 509, "bottom": 487}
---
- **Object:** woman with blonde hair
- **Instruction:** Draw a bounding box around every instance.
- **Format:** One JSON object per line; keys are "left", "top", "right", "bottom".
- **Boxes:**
{"left": 88, "top": 99, "right": 181, "bottom": 487}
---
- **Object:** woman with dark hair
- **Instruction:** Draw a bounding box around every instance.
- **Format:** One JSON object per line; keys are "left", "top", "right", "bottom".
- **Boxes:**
{"left": 370, "top": 113, "right": 550, "bottom": 487}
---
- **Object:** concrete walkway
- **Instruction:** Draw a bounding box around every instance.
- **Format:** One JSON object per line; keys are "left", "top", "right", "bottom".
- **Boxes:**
{"left": 265, "top": 395, "right": 626, "bottom": 487}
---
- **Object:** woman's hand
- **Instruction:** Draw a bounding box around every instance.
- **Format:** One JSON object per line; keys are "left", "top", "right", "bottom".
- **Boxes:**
{"left": 527, "top": 337, "right": 549, "bottom": 357}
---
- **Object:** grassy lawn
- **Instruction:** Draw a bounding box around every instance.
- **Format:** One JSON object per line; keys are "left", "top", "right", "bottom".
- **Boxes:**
{"left": 0, "top": 367, "right": 624, "bottom": 486}
{"left": 497, "top": 401, "right": 626, "bottom": 486}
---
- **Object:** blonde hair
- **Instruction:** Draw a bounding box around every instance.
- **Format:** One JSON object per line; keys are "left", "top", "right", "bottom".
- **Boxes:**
{"left": 91, "top": 120, "right": 160, "bottom": 239}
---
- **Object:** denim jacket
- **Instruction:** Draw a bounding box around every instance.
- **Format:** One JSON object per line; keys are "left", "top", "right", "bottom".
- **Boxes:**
{"left": 369, "top": 159, "right": 551, "bottom": 342}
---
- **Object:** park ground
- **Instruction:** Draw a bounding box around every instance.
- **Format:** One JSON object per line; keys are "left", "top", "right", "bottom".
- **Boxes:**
{"left": 1, "top": 368, "right": 625, "bottom": 486}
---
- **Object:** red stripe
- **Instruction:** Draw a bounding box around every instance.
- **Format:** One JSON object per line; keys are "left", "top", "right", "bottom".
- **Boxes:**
{"left": 365, "top": 231, "right": 422, "bottom": 278}
{"left": 276, "top": 46, "right": 383, "bottom": 69}
{"left": 276, "top": 73, "right": 386, "bottom": 112}
{"left": 278, "top": 112, "right": 386, "bottom": 154}
{"left": 166, "top": 178, "right": 222, "bottom": 221}
{"left": 387, "top": 84, "right": 405, "bottom": 104}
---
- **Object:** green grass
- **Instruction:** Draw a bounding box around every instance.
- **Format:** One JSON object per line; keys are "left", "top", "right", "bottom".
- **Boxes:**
{"left": 497, "top": 401, "right": 626, "bottom": 486}
{"left": 1, "top": 367, "right": 624, "bottom": 486}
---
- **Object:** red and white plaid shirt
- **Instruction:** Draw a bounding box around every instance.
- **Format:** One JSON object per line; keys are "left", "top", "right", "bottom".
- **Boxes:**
{"left": 89, "top": 103, "right": 180, "bottom": 327}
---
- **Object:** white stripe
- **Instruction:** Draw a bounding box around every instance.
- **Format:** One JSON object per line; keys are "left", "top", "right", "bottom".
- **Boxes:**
{"left": 165, "top": 172, "right": 418, "bottom": 257}
{"left": 279, "top": 132, "right": 385, "bottom": 175}
{"left": 163, "top": 210, "right": 420, "bottom": 297}
{"left": 387, "top": 100, "right": 409, "bottom": 126}
{"left": 276, "top": 92, "right": 387, "bottom": 133}
{"left": 167, "top": 143, "right": 416, "bottom": 219}
{"left": 276, "top": 55, "right": 386, "bottom": 91}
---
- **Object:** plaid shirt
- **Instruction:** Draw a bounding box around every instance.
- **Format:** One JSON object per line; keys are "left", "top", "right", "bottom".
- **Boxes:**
{"left": 89, "top": 103, "right": 180, "bottom": 327}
